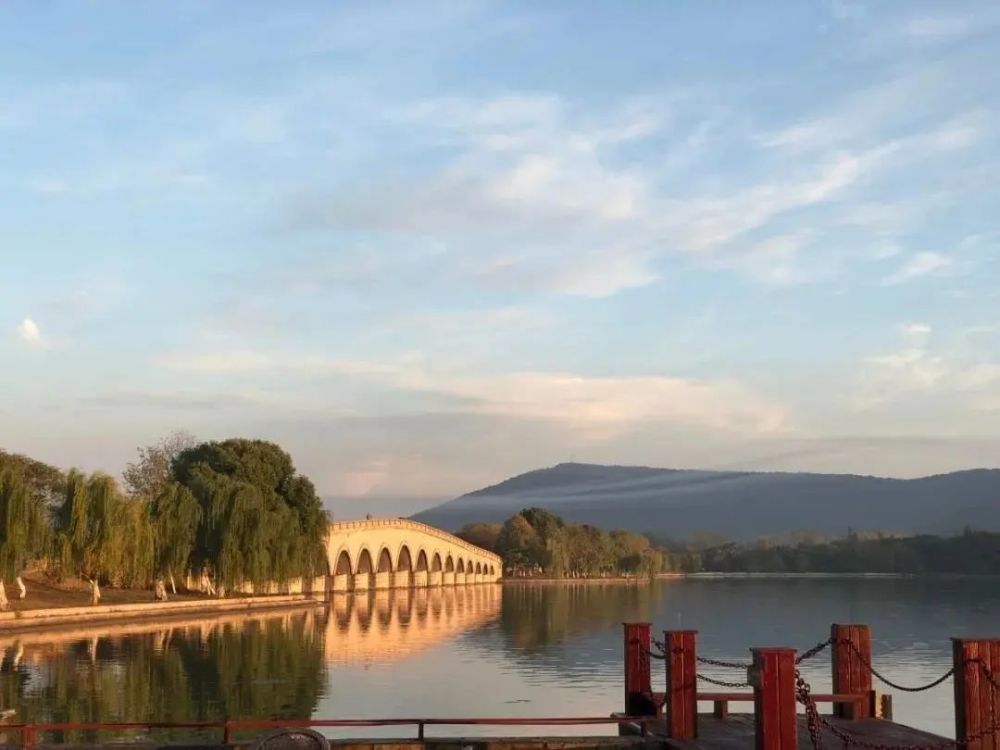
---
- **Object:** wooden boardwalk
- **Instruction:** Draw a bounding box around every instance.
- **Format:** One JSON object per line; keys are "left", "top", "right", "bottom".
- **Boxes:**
{"left": 620, "top": 715, "right": 950, "bottom": 750}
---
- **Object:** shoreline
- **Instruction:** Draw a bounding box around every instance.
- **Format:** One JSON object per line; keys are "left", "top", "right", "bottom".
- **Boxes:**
{"left": 0, "top": 593, "right": 324, "bottom": 634}
{"left": 502, "top": 571, "right": 1000, "bottom": 584}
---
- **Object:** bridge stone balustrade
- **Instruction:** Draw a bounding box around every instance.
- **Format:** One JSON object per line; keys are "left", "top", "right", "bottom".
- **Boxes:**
{"left": 326, "top": 517, "right": 502, "bottom": 595}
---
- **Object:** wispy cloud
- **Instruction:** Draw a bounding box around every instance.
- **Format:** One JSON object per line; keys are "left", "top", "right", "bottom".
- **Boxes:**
{"left": 881, "top": 251, "right": 953, "bottom": 286}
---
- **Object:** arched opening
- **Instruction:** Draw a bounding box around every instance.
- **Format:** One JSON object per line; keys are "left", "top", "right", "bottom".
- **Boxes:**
{"left": 356, "top": 548, "right": 374, "bottom": 591}
{"left": 475, "top": 562, "right": 482, "bottom": 574}
{"left": 377, "top": 548, "right": 393, "bottom": 573}
{"left": 432, "top": 553, "right": 442, "bottom": 572}
{"left": 457, "top": 559, "right": 466, "bottom": 574}
{"left": 445, "top": 555, "right": 454, "bottom": 572}
{"left": 395, "top": 545, "right": 413, "bottom": 588}
{"left": 416, "top": 550, "right": 428, "bottom": 572}
{"left": 489, "top": 564, "right": 495, "bottom": 576}
{"left": 332, "top": 550, "right": 353, "bottom": 593}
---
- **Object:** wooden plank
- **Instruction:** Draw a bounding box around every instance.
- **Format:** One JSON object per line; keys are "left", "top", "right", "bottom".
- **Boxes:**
{"left": 659, "top": 714, "right": 950, "bottom": 750}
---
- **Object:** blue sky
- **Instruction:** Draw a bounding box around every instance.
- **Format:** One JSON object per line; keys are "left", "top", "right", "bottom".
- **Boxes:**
{"left": 2, "top": 2, "right": 999, "bottom": 514}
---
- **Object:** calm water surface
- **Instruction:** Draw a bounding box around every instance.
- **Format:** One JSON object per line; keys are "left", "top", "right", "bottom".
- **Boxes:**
{"left": 2, "top": 578, "right": 998, "bottom": 743}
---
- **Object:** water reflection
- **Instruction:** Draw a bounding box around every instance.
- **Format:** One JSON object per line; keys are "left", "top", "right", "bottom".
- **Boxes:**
{"left": 0, "top": 609, "right": 327, "bottom": 744}
{"left": 326, "top": 585, "right": 501, "bottom": 663}
{"left": 0, "top": 579, "right": 996, "bottom": 740}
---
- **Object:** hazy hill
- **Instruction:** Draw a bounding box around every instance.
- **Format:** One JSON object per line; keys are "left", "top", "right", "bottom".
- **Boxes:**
{"left": 411, "top": 462, "right": 1000, "bottom": 541}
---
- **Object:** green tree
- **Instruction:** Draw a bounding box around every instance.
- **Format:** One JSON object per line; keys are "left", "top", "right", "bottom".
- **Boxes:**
{"left": 496, "top": 514, "right": 544, "bottom": 573}
{"left": 0, "top": 449, "right": 65, "bottom": 512}
{"left": 172, "top": 439, "right": 327, "bottom": 593}
{"left": 55, "top": 471, "right": 155, "bottom": 588}
{"left": 457, "top": 522, "right": 502, "bottom": 551}
{"left": 0, "top": 468, "right": 51, "bottom": 606}
{"left": 150, "top": 482, "right": 201, "bottom": 593}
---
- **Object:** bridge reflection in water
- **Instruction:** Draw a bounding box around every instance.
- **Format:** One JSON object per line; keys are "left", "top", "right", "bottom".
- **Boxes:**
{"left": 0, "top": 587, "right": 503, "bottom": 741}
{"left": 327, "top": 585, "right": 501, "bottom": 663}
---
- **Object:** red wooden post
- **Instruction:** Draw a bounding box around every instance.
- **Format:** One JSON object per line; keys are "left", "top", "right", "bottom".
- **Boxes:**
{"left": 953, "top": 638, "right": 1000, "bottom": 750}
{"left": 831, "top": 623, "right": 873, "bottom": 719}
{"left": 623, "top": 622, "right": 653, "bottom": 715}
{"left": 751, "top": 648, "right": 797, "bottom": 750}
{"left": 665, "top": 630, "right": 698, "bottom": 739}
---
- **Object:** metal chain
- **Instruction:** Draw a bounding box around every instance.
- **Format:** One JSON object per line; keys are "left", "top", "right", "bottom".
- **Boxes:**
{"left": 697, "top": 673, "right": 750, "bottom": 688}
{"left": 797, "top": 637, "right": 833, "bottom": 664}
{"left": 642, "top": 646, "right": 666, "bottom": 661}
{"left": 840, "top": 640, "right": 954, "bottom": 692}
{"left": 696, "top": 655, "right": 751, "bottom": 670}
{"left": 797, "top": 665, "right": 1000, "bottom": 750}
{"left": 797, "top": 667, "right": 955, "bottom": 750}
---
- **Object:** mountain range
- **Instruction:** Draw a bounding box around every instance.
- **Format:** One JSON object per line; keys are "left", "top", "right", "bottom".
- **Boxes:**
{"left": 410, "top": 462, "right": 1000, "bottom": 541}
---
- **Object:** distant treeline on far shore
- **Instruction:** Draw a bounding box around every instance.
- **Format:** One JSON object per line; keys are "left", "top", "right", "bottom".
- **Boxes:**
{"left": 458, "top": 508, "right": 1000, "bottom": 577}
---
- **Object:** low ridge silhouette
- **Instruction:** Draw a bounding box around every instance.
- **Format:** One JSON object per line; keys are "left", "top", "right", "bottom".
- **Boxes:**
{"left": 411, "top": 462, "right": 1000, "bottom": 540}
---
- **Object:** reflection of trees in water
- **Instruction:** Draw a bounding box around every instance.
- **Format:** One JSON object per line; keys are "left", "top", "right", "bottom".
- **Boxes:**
{"left": 0, "top": 611, "right": 327, "bottom": 744}
{"left": 499, "top": 583, "right": 666, "bottom": 652}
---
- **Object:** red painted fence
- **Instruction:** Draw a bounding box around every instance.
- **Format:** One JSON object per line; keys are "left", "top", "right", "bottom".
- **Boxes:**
{"left": 622, "top": 622, "right": 1000, "bottom": 750}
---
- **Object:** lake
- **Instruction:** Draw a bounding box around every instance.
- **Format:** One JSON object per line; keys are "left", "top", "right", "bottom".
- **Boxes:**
{"left": 2, "top": 577, "right": 997, "bottom": 744}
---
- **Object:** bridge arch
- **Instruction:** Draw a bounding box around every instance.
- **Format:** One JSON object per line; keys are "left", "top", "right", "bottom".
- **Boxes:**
{"left": 356, "top": 548, "right": 374, "bottom": 592}
{"left": 395, "top": 544, "right": 414, "bottom": 588}
{"left": 325, "top": 518, "right": 502, "bottom": 594}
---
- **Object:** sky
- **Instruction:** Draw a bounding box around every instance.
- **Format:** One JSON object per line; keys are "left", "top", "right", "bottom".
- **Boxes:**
{"left": 2, "top": 2, "right": 999, "bottom": 517}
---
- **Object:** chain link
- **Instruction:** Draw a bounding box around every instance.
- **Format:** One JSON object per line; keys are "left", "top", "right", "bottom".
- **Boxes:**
{"left": 796, "top": 664, "right": 1000, "bottom": 750}
{"left": 797, "top": 637, "right": 833, "bottom": 664}
{"left": 697, "top": 673, "right": 750, "bottom": 688}
{"left": 641, "top": 645, "right": 666, "bottom": 661}
{"left": 697, "top": 655, "right": 752, "bottom": 670}
{"left": 839, "top": 639, "right": 955, "bottom": 692}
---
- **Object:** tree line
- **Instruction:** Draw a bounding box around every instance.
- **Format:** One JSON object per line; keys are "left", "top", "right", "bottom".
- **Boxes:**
{"left": 459, "top": 508, "right": 1000, "bottom": 577}
{"left": 0, "top": 434, "right": 328, "bottom": 606}
{"left": 458, "top": 508, "right": 665, "bottom": 578}
{"left": 670, "top": 528, "right": 1000, "bottom": 574}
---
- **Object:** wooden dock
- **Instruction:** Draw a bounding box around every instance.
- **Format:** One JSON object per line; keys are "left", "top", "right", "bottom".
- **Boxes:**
{"left": 621, "top": 622, "right": 1000, "bottom": 750}
{"left": 618, "top": 714, "right": 951, "bottom": 750}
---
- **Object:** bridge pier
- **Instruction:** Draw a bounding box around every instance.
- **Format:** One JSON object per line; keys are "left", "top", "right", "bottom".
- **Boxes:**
{"left": 393, "top": 571, "right": 411, "bottom": 589}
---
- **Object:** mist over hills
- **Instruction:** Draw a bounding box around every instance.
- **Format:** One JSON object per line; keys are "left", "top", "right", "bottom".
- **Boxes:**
{"left": 411, "top": 462, "right": 1000, "bottom": 541}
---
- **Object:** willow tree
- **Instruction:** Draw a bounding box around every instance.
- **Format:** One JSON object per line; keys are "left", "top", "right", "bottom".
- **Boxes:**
{"left": 56, "top": 471, "right": 154, "bottom": 588}
{"left": 172, "top": 439, "right": 327, "bottom": 594}
{"left": 150, "top": 482, "right": 201, "bottom": 594}
{"left": 0, "top": 469, "right": 51, "bottom": 607}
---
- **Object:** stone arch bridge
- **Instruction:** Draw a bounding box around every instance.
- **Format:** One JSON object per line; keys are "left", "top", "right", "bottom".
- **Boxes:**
{"left": 326, "top": 518, "right": 502, "bottom": 593}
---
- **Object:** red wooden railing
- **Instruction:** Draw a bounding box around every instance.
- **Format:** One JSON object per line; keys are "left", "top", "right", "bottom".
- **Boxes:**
{"left": 3, "top": 716, "right": 654, "bottom": 748}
